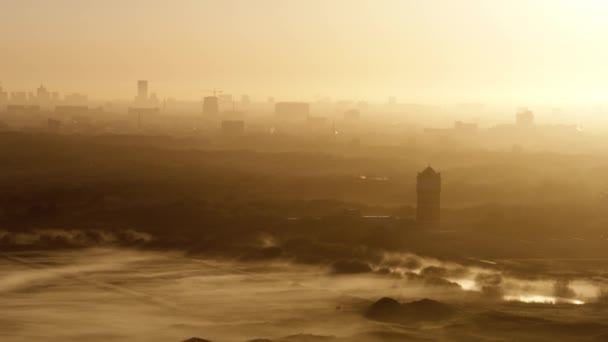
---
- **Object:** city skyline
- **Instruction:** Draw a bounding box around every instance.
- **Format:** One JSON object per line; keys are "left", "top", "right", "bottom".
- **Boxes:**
{"left": 4, "top": 0, "right": 608, "bottom": 104}
{"left": 3, "top": 2, "right": 608, "bottom": 341}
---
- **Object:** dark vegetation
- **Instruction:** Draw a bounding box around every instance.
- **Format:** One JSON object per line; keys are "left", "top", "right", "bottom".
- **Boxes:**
{"left": 365, "top": 297, "right": 456, "bottom": 323}
{"left": 2, "top": 132, "right": 608, "bottom": 264}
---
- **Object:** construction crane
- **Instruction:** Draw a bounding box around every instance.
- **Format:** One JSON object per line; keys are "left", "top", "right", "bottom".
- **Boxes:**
{"left": 205, "top": 89, "right": 223, "bottom": 97}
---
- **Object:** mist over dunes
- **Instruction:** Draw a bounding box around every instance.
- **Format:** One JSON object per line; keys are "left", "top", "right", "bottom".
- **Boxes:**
{"left": 4, "top": 1, "right": 608, "bottom": 341}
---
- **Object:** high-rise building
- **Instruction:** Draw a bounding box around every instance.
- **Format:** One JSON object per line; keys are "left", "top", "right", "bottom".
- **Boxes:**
{"left": 241, "top": 94, "right": 251, "bottom": 106}
{"left": 275, "top": 102, "right": 309, "bottom": 120}
{"left": 307, "top": 116, "right": 327, "bottom": 132}
{"left": 36, "top": 85, "right": 50, "bottom": 102}
{"left": 7, "top": 105, "right": 40, "bottom": 114}
{"left": 217, "top": 94, "right": 233, "bottom": 110}
{"left": 516, "top": 108, "right": 534, "bottom": 128}
{"left": 218, "top": 94, "right": 232, "bottom": 102}
{"left": 416, "top": 166, "right": 441, "bottom": 224}
{"left": 149, "top": 92, "right": 159, "bottom": 106}
{"left": 65, "top": 93, "right": 88, "bottom": 106}
{"left": 0, "top": 86, "right": 7, "bottom": 104}
{"left": 55, "top": 105, "right": 88, "bottom": 116}
{"left": 10, "top": 92, "right": 28, "bottom": 104}
{"left": 128, "top": 107, "right": 159, "bottom": 130}
{"left": 203, "top": 96, "right": 219, "bottom": 116}
{"left": 137, "top": 80, "right": 148, "bottom": 101}
{"left": 344, "top": 109, "right": 360, "bottom": 120}
{"left": 454, "top": 121, "right": 478, "bottom": 134}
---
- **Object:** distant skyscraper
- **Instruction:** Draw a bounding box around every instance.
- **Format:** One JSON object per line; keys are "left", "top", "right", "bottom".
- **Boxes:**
{"left": 203, "top": 96, "right": 219, "bottom": 116}
{"left": 36, "top": 85, "right": 50, "bottom": 102}
{"left": 344, "top": 109, "right": 360, "bottom": 120}
{"left": 454, "top": 121, "right": 478, "bottom": 134}
{"left": 11, "top": 91, "right": 28, "bottom": 104}
{"left": 137, "top": 80, "right": 148, "bottom": 101}
{"left": 128, "top": 107, "right": 160, "bottom": 130}
{"left": 149, "top": 92, "right": 160, "bottom": 106}
{"left": 275, "top": 102, "right": 310, "bottom": 120}
{"left": 241, "top": 94, "right": 251, "bottom": 106}
{"left": 416, "top": 166, "right": 441, "bottom": 224}
{"left": 0, "top": 86, "right": 7, "bottom": 103}
{"left": 65, "top": 93, "right": 88, "bottom": 106}
{"left": 516, "top": 108, "right": 534, "bottom": 128}
{"left": 218, "top": 94, "right": 233, "bottom": 110}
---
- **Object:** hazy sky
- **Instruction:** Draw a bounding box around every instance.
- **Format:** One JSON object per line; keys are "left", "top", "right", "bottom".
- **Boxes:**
{"left": 2, "top": 0, "right": 608, "bottom": 104}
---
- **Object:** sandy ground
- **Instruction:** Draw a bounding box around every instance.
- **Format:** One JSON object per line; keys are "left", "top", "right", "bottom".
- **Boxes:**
{"left": 0, "top": 248, "right": 604, "bottom": 342}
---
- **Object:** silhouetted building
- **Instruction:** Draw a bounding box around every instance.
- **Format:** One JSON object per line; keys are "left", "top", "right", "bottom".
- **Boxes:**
{"left": 454, "top": 121, "right": 478, "bottom": 134}
{"left": 7, "top": 105, "right": 40, "bottom": 114}
{"left": 10, "top": 92, "right": 28, "bottom": 104}
{"left": 64, "top": 93, "right": 88, "bottom": 106}
{"left": 344, "top": 109, "right": 360, "bottom": 121}
{"left": 221, "top": 120, "right": 245, "bottom": 136}
{"left": 149, "top": 92, "right": 160, "bottom": 107}
{"left": 0, "top": 86, "right": 7, "bottom": 104}
{"left": 275, "top": 102, "right": 309, "bottom": 120}
{"left": 223, "top": 110, "right": 245, "bottom": 120}
{"left": 416, "top": 166, "right": 441, "bottom": 224}
{"left": 36, "top": 85, "right": 50, "bottom": 103}
{"left": 307, "top": 116, "right": 327, "bottom": 132}
{"left": 219, "top": 94, "right": 232, "bottom": 103}
{"left": 516, "top": 108, "right": 534, "bottom": 128}
{"left": 203, "top": 96, "right": 219, "bottom": 116}
{"left": 218, "top": 94, "right": 233, "bottom": 109}
{"left": 69, "top": 114, "right": 92, "bottom": 129}
{"left": 55, "top": 105, "right": 88, "bottom": 116}
{"left": 241, "top": 94, "right": 251, "bottom": 106}
{"left": 137, "top": 80, "right": 148, "bottom": 101}
{"left": 128, "top": 107, "right": 159, "bottom": 116}
{"left": 128, "top": 107, "right": 159, "bottom": 129}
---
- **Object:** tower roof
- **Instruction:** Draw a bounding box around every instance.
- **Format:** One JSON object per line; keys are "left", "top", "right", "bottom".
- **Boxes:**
{"left": 419, "top": 165, "right": 439, "bottom": 176}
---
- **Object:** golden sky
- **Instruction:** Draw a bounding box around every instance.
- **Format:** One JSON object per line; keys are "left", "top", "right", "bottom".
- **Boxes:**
{"left": 2, "top": 0, "right": 608, "bottom": 104}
